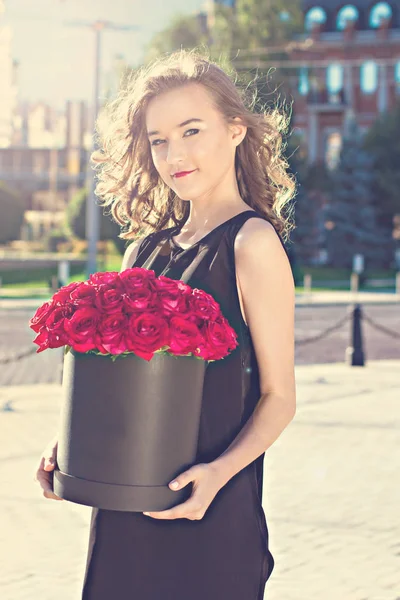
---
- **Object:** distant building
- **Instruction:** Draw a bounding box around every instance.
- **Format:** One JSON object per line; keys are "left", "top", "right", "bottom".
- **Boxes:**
{"left": 0, "top": 21, "right": 17, "bottom": 147}
{"left": 0, "top": 100, "right": 89, "bottom": 240}
{"left": 290, "top": 1, "right": 400, "bottom": 168}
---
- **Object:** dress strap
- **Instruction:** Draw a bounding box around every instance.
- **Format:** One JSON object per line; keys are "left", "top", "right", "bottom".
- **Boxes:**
{"left": 140, "top": 235, "right": 209, "bottom": 284}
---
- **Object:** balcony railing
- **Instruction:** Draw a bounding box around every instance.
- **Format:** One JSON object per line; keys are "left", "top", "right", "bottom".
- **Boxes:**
{"left": 306, "top": 88, "right": 347, "bottom": 107}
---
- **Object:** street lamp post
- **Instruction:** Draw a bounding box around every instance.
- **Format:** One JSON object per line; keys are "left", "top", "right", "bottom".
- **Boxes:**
{"left": 85, "top": 22, "right": 102, "bottom": 278}
{"left": 66, "top": 19, "right": 139, "bottom": 277}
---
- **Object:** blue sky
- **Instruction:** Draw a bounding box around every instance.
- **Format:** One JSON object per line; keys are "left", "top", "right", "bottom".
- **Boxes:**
{"left": 3, "top": 0, "right": 203, "bottom": 108}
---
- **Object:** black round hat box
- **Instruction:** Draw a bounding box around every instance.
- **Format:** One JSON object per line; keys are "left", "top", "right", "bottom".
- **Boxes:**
{"left": 53, "top": 349, "right": 206, "bottom": 512}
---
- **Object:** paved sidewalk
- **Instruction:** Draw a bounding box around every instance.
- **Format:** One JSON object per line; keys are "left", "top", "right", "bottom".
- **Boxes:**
{"left": 0, "top": 360, "right": 399, "bottom": 600}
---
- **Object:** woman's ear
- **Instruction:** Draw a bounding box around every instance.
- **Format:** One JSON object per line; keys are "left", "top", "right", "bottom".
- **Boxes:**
{"left": 230, "top": 117, "right": 247, "bottom": 147}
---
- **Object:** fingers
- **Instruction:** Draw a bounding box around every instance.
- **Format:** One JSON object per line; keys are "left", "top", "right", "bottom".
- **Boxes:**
{"left": 34, "top": 449, "right": 64, "bottom": 502}
{"left": 44, "top": 456, "right": 55, "bottom": 471}
{"left": 43, "top": 489, "right": 64, "bottom": 501}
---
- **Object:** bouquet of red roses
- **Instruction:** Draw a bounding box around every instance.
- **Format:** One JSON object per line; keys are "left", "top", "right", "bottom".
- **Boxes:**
{"left": 29, "top": 267, "right": 238, "bottom": 362}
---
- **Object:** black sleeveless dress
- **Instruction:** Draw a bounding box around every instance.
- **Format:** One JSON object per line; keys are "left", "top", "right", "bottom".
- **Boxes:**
{"left": 82, "top": 209, "right": 284, "bottom": 600}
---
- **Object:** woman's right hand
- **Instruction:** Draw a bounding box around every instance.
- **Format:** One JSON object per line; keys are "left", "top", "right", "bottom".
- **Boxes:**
{"left": 34, "top": 438, "right": 64, "bottom": 501}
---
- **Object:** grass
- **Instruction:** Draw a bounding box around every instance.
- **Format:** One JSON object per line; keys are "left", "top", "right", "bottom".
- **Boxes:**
{"left": 304, "top": 266, "right": 396, "bottom": 280}
{"left": 1, "top": 257, "right": 398, "bottom": 299}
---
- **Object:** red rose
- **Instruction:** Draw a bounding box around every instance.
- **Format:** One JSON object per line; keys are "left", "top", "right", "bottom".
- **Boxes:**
{"left": 44, "top": 305, "right": 73, "bottom": 345}
{"left": 189, "top": 288, "right": 222, "bottom": 323}
{"left": 126, "top": 313, "right": 170, "bottom": 361}
{"left": 88, "top": 271, "right": 120, "bottom": 288}
{"left": 195, "top": 316, "right": 238, "bottom": 361}
{"left": 32, "top": 329, "right": 51, "bottom": 353}
{"left": 94, "top": 285, "right": 125, "bottom": 314}
{"left": 123, "top": 285, "right": 160, "bottom": 313}
{"left": 94, "top": 313, "right": 130, "bottom": 355}
{"left": 29, "top": 301, "right": 55, "bottom": 333}
{"left": 168, "top": 316, "right": 203, "bottom": 356}
{"left": 32, "top": 304, "right": 74, "bottom": 352}
{"left": 64, "top": 307, "right": 99, "bottom": 352}
{"left": 69, "top": 282, "right": 97, "bottom": 307}
{"left": 156, "top": 277, "right": 192, "bottom": 316}
{"left": 119, "top": 267, "right": 157, "bottom": 293}
{"left": 51, "top": 281, "right": 81, "bottom": 305}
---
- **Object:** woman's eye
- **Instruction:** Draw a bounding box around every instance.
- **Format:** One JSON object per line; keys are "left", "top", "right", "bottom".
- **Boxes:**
{"left": 184, "top": 128, "right": 199, "bottom": 137}
{"left": 150, "top": 129, "right": 199, "bottom": 147}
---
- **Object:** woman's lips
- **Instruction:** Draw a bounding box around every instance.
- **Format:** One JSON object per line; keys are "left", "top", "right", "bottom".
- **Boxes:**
{"left": 173, "top": 170, "right": 196, "bottom": 178}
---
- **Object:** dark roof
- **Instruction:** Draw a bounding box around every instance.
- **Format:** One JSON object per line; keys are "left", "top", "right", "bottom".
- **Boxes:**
{"left": 302, "top": 1, "right": 400, "bottom": 30}
{"left": 303, "top": 0, "right": 399, "bottom": 8}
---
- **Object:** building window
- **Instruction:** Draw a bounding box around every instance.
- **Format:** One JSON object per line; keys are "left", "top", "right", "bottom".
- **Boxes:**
{"left": 305, "top": 7, "right": 328, "bottom": 32}
{"left": 327, "top": 64, "right": 344, "bottom": 94}
{"left": 325, "top": 131, "right": 342, "bottom": 171}
{"left": 360, "top": 61, "right": 378, "bottom": 94}
{"left": 369, "top": 2, "right": 393, "bottom": 28}
{"left": 336, "top": 5, "right": 359, "bottom": 30}
{"left": 298, "top": 66, "right": 310, "bottom": 95}
{"left": 33, "top": 152, "right": 46, "bottom": 175}
{"left": 279, "top": 10, "right": 291, "bottom": 22}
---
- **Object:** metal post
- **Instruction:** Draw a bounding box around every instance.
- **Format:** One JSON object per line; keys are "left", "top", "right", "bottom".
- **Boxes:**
{"left": 58, "top": 260, "right": 70, "bottom": 287}
{"left": 345, "top": 303, "right": 365, "bottom": 367}
{"left": 350, "top": 272, "right": 359, "bottom": 302}
{"left": 85, "top": 25, "right": 102, "bottom": 278}
{"left": 65, "top": 19, "right": 139, "bottom": 278}
{"left": 396, "top": 271, "right": 400, "bottom": 297}
{"left": 303, "top": 273, "right": 312, "bottom": 301}
{"left": 51, "top": 275, "right": 59, "bottom": 293}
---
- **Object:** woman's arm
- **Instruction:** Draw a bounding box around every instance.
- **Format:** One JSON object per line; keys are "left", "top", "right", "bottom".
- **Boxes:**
{"left": 211, "top": 218, "right": 296, "bottom": 487}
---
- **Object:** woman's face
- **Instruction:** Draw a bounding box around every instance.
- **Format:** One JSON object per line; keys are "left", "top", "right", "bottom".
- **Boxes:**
{"left": 145, "top": 83, "right": 246, "bottom": 201}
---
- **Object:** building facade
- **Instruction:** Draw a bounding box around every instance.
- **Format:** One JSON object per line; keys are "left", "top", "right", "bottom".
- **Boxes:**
{"left": 0, "top": 15, "right": 17, "bottom": 148}
{"left": 291, "top": 1, "right": 400, "bottom": 167}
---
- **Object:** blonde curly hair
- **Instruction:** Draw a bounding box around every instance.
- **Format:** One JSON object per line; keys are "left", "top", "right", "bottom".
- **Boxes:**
{"left": 91, "top": 48, "right": 296, "bottom": 243}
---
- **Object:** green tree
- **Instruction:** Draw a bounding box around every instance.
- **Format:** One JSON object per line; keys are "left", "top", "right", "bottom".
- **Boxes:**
{"left": 143, "top": 13, "right": 209, "bottom": 63}
{"left": 215, "top": 0, "right": 303, "bottom": 55}
{"left": 65, "top": 188, "right": 127, "bottom": 255}
{"left": 287, "top": 124, "right": 330, "bottom": 266}
{"left": 143, "top": 0, "right": 303, "bottom": 67}
{"left": 0, "top": 181, "right": 25, "bottom": 243}
{"left": 324, "top": 113, "right": 393, "bottom": 269}
{"left": 363, "top": 98, "right": 400, "bottom": 229}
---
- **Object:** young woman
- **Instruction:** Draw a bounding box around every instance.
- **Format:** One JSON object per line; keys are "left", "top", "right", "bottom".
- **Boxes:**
{"left": 36, "top": 49, "right": 297, "bottom": 600}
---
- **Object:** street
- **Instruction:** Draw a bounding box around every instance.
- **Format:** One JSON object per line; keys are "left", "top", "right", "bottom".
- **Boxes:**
{"left": 0, "top": 303, "right": 399, "bottom": 385}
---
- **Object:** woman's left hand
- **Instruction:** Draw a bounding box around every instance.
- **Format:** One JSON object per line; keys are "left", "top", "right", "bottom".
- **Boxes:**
{"left": 142, "top": 462, "right": 225, "bottom": 521}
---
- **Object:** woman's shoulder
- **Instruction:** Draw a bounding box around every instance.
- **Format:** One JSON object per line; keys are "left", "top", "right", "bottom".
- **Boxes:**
{"left": 230, "top": 211, "right": 289, "bottom": 259}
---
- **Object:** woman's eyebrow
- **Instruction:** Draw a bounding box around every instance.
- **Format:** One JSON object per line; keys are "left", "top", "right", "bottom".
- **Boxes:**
{"left": 147, "top": 118, "right": 204, "bottom": 137}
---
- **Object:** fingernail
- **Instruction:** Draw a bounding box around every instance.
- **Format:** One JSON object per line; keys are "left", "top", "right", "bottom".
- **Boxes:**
{"left": 170, "top": 481, "right": 179, "bottom": 489}
{"left": 143, "top": 512, "right": 150, "bottom": 516}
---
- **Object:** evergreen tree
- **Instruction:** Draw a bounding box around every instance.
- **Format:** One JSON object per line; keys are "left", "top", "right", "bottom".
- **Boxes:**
{"left": 324, "top": 111, "right": 393, "bottom": 269}
{"left": 143, "top": 0, "right": 303, "bottom": 65}
{"left": 286, "top": 122, "right": 328, "bottom": 267}
{"left": 363, "top": 98, "right": 400, "bottom": 229}
{"left": 0, "top": 182, "right": 25, "bottom": 243}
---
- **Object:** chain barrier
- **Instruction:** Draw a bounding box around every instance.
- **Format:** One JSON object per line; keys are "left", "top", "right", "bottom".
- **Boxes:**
{"left": 295, "top": 313, "right": 351, "bottom": 346}
{"left": 0, "top": 345, "right": 38, "bottom": 365}
{"left": 361, "top": 312, "right": 400, "bottom": 340}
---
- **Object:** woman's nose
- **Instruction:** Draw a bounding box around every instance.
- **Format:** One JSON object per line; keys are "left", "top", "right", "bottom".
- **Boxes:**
{"left": 165, "top": 141, "right": 187, "bottom": 164}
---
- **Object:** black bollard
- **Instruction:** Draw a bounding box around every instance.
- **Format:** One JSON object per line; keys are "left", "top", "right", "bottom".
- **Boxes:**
{"left": 345, "top": 303, "right": 365, "bottom": 367}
